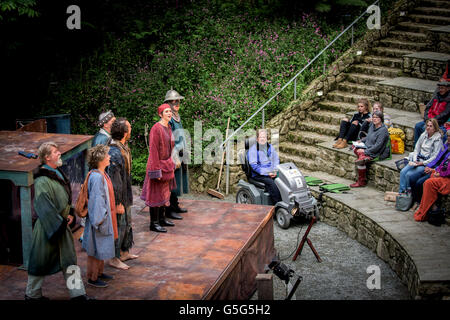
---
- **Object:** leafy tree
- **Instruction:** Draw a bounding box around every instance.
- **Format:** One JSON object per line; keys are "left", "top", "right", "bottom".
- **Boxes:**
{"left": 0, "top": 0, "right": 39, "bottom": 21}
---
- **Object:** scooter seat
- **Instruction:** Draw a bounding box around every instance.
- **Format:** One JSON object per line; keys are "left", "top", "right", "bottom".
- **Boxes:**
{"left": 248, "top": 177, "right": 266, "bottom": 189}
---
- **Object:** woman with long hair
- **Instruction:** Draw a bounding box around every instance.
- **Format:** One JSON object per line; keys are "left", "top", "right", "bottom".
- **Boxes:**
{"left": 333, "top": 98, "right": 371, "bottom": 149}
{"left": 398, "top": 118, "right": 443, "bottom": 195}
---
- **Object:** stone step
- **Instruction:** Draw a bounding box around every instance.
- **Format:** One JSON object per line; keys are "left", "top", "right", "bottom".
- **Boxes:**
{"left": 351, "top": 64, "right": 402, "bottom": 78}
{"left": 396, "top": 21, "right": 441, "bottom": 34}
{"left": 316, "top": 140, "right": 404, "bottom": 191}
{"left": 286, "top": 130, "right": 332, "bottom": 145}
{"left": 297, "top": 120, "right": 340, "bottom": 137}
{"left": 361, "top": 55, "right": 403, "bottom": 69}
{"left": 346, "top": 73, "right": 390, "bottom": 86}
{"left": 371, "top": 47, "right": 414, "bottom": 58}
{"left": 318, "top": 100, "right": 358, "bottom": 114}
{"left": 307, "top": 109, "right": 344, "bottom": 126}
{"left": 305, "top": 169, "right": 450, "bottom": 299}
{"left": 413, "top": 6, "right": 450, "bottom": 17}
{"left": 279, "top": 142, "right": 319, "bottom": 160}
{"left": 408, "top": 14, "right": 450, "bottom": 25}
{"left": 376, "top": 38, "right": 429, "bottom": 51}
{"left": 278, "top": 151, "right": 318, "bottom": 171}
{"left": 327, "top": 90, "right": 374, "bottom": 105}
{"left": 337, "top": 81, "right": 377, "bottom": 97}
{"left": 388, "top": 30, "right": 428, "bottom": 42}
{"left": 419, "top": 0, "right": 450, "bottom": 9}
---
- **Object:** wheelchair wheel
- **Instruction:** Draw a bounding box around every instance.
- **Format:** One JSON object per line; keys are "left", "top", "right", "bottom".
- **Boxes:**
{"left": 236, "top": 188, "right": 255, "bottom": 204}
{"left": 276, "top": 207, "right": 291, "bottom": 229}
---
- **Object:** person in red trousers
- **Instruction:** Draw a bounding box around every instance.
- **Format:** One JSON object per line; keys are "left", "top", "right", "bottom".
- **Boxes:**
{"left": 413, "top": 155, "right": 450, "bottom": 222}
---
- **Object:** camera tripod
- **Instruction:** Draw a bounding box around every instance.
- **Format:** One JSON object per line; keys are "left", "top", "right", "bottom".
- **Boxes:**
{"left": 292, "top": 216, "right": 322, "bottom": 262}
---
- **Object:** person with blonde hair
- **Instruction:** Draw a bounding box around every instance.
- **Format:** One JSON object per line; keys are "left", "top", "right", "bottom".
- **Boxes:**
{"left": 398, "top": 118, "right": 443, "bottom": 194}
{"left": 334, "top": 98, "right": 371, "bottom": 149}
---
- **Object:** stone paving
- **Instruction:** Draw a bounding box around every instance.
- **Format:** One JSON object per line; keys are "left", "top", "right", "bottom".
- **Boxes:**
{"left": 175, "top": 188, "right": 411, "bottom": 300}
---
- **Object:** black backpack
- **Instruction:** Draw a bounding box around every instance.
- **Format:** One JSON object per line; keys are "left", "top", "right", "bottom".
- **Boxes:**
{"left": 427, "top": 208, "right": 446, "bottom": 227}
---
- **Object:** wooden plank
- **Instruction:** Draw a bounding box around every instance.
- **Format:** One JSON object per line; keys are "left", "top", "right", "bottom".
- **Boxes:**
{"left": 256, "top": 273, "right": 274, "bottom": 300}
{"left": 0, "top": 131, "right": 92, "bottom": 173}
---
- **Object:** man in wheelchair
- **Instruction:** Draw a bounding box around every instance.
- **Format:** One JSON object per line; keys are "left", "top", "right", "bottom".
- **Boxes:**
{"left": 247, "top": 129, "right": 282, "bottom": 204}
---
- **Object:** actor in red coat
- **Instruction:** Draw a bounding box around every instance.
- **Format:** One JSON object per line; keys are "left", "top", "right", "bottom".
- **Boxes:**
{"left": 141, "top": 104, "right": 177, "bottom": 232}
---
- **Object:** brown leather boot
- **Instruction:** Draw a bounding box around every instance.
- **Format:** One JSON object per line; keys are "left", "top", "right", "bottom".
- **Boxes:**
{"left": 335, "top": 139, "right": 348, "bottom": 149}
{"left": 332, "top": 138, "right": 343, "bottom": 148}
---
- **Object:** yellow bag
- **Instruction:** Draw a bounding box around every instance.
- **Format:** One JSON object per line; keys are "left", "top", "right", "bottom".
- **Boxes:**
{"left": 388, "top": 127, "right": 405, "bottom": 140}
{"left": 391, "top": 135, "right": 404, "bottom": 154}
{"left": 388, "top": 127, "right": 405, "bottom": 154}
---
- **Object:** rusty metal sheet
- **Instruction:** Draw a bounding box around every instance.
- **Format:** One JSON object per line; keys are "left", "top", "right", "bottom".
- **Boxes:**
{"left": 0, "top": 131, "right": 93, "bottom": 173}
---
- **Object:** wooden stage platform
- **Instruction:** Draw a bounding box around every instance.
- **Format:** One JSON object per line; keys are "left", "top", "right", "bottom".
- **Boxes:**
{"left": 0, "top": 199, "right": 275, "bottom": 300}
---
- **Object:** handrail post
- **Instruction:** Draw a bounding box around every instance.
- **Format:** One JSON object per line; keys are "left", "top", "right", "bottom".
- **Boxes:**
{"left": 262, "top": 107, "right": 265, "bottom": 129}
{"left": 351, "top": 25, "right": 354, "bottom": 46}
{"left": 294, "top": 78, "right": 297, "bottom": 100}
{"left": 225, "top": 138, "right": 230, "bottom": 195}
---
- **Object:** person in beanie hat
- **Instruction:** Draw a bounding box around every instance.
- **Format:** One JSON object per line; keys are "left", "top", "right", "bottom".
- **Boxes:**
{"left": 350, "top": 110, "right": 390, "bottom": 188}
{"left": 165, "top": 89, "right": 189, "bottom": 220}
{"left": 140, "top": 104, "right": 177, "bottom": 233}
{"left": 92, "top": 110, "right": 116, "bottom": 147}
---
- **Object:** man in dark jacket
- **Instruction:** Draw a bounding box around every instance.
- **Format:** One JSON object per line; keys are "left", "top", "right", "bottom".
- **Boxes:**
{"left": 107, "top": 118, "right": 138, "bottom": 270}
{"left": 414, "top": 82, "right": 450, "bottom": 145}
{"left": 92, "top": 110, "right": 115, "bottom": 147}
{"left": 25, "top": 142, "right": 90, "bottom": 300}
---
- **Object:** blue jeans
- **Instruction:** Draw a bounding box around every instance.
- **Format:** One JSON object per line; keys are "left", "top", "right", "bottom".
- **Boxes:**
{"left": 399, "top": 165, "right": 425, "bottom": 193}
{"left": 411, "top": 173, "right": 431, "bottom": 204}
{"left": 414, "top": 121, "right": 447, "bottom": 146}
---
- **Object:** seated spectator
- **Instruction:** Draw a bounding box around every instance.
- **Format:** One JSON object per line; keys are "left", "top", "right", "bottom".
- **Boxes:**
{"left": 399, "top": 118, "right": 443, "bottom": 194}
{"left": 414, "top": 81, "right": 449, "bottom": 146}
{"left": 248, "top": 129, "right": 281, "bottom": 203}
{"left": 333, "top": 98, "right": 371, "bottom": 149}
{"left": 410, "top": 134, "right": 450, "bottom": 211}
{"left": 350, "top": 111, "right": 390, "bottom": 188}
{"left": 359, "top": 102, "right": 392, "bottom": 139}
{"left": 413, "top": 154, "right": 450, "bottom": 222}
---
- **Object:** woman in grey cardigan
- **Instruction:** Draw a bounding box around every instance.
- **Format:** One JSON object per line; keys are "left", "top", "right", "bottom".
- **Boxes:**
{"left": 350, "top": 111, "right": 390, "bottom": 188}
{"left": 82, "top": 145, "right": 117, "bottom": 288}
{"left": 398, "top": 118, "right": 443, "bottom": 194}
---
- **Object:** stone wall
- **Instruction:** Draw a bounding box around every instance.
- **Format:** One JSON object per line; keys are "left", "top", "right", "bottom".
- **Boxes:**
{"left": 377, "top": 83, "right": 433, "bottom": 113}
{"left": 311, "top": 189, "right": 450, "bottom": 299}
{"left": 403, "top": 56, "right": 448, "bottom": 81}
{"left": 189, "top": 163, "right": 245, "bottom": 196}
{"left": 316, "top": 146, "right": 400, "bottom": 192}
{"left": 426, "top": 28, "right": 450, "bottom": 55}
